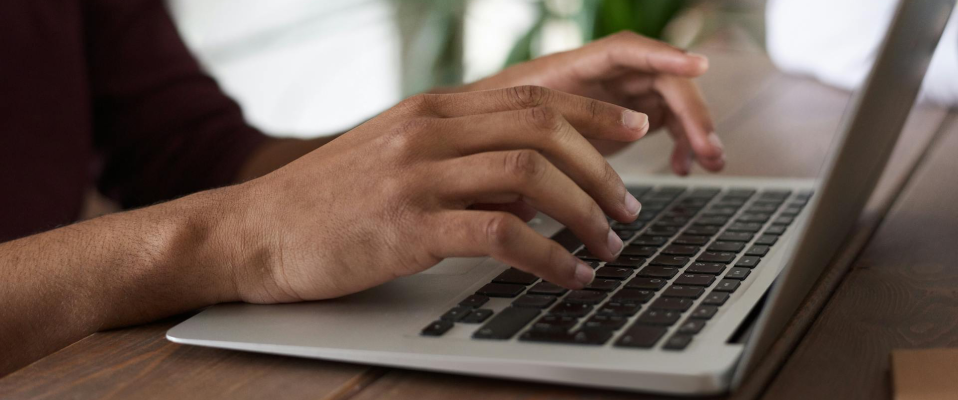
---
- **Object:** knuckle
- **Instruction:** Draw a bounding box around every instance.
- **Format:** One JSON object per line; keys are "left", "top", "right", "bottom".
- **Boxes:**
{"left": 504, "top": 149, "right": 545, "bottom": 183}
{"left": 483, "top": 213, "right": 518, "bottom": 251}
{"left": 400, "top": 93, "right": 436, "bottom": 112}
{"left": 510, "top": 85, "right": 550, "bottom": 109}
{"left": 384, "top": 118, "right": 431, "bottom": 153}
{"left": 609, "top": 30, "right": 640, "bottom": 42}
{"left": 525, "top": 106, "right": 563, "bottom": 133}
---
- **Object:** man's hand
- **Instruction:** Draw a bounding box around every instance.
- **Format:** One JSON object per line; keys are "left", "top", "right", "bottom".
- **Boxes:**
{"left": 220, "top": 86, "right": 649, "bottom": 303}
{"left": 460, "top": 31, "right": 723, "bottom": 176}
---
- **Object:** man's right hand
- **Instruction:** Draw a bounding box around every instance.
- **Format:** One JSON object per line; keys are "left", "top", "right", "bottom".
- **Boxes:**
{"left": 218, "top": 86, "right": 650, "bottom": 304}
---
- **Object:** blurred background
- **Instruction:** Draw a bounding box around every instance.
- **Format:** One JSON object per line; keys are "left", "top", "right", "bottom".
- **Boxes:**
{"left": 167, "top": 0, "right": 766, "bottom": 138}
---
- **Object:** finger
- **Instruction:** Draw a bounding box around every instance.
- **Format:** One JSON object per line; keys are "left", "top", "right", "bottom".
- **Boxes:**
{"left": 654, "top": 75, "right": 725, "bottom": 170}
{"left": 435, "top": 150, "right": 624, "bottom": 262}
{"left": 437, "top": 107, "right": 641, "bottom": 222}
{"left": 471, "top": 201, "right": 538, "bottom": 222}
{"left": 428, "top": 210, "right": 595, "bottom": 289}
{"left": 423, "top": 85, "right": 649, "bottom": 142}
{"left": 562, "top": 31, "right": 708, "bottom": 82}
{"left": 666, "top": 114, "right": 694, "bottom": 176}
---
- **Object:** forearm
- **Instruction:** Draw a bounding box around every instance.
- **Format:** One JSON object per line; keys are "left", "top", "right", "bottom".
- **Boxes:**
{"left": 0, "top": 188, "right": 239, "bottom": 375}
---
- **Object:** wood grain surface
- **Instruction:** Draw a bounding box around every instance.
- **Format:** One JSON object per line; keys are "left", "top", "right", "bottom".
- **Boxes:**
{"left": 761, "top": 116, "right": 958, "bottom": 400}
{"left": 1, "top": 26, "right": 953, "bottom": 400}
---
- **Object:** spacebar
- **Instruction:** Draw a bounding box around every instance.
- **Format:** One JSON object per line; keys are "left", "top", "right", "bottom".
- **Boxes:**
{"left": 472, "top": 307, "right": 539, "bottom": 340}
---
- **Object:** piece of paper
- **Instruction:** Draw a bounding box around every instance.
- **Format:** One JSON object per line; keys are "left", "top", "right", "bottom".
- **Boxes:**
{"left": 892, "top": 348, "right": 958, "bottom": 400}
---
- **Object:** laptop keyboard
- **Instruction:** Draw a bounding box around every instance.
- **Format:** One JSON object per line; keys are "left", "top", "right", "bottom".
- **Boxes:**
{"left": 420, "top": 186, "right": 813, "bottom": 351}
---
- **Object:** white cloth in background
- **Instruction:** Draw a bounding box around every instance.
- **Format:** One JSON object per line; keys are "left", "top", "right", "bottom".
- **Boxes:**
{"left": 766, "top": 0, "right": 958, "bottom": 106}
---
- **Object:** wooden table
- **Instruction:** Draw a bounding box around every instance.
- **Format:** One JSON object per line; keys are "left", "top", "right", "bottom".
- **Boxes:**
{"left": 2, "top": 31, "right": 956, "bottom": 400}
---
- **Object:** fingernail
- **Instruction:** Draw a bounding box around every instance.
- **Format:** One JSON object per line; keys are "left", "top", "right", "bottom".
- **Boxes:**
{"left": 574, "top": 261, "right": 595, "bottom": 286}
{"left": 686, "top": 52, "right": 710, "bottom": 69}
{"left": 607, "top": 230, "right": 623, "bottom": 256}
{"left": 622, "top": 110, "right": 649, "bottom": 132}
{"left": 707, "top": 132, "right": 724, "bottom": 152}
{"left": 624, "top": 191, "right": 641, "bottom": 216}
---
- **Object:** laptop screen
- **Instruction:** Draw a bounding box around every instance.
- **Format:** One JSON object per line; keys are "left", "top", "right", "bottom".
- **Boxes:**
{"left": 733, "top": 0, "right": 957, "bottom": 386}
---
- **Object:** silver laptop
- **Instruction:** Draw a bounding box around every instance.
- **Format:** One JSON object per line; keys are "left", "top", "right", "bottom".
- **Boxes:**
{"left": 167, "top": 0, "right": 954, "bottom": 395}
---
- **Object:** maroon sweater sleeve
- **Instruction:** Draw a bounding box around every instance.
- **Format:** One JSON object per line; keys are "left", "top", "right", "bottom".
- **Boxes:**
{"left": 86, "top": 0, "right": 270, "bottom": 208}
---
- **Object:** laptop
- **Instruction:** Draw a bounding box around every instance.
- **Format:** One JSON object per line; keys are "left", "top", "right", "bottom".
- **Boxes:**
{"left": 167, "top": 0, "right": 954, "bottom": 395}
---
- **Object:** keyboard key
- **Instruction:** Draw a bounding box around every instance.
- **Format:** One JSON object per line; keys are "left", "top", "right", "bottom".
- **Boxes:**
{"left": 703, "top": 207, "right": 738, "bottom": 216}
{"left": 528, "top": 282, "right": 568, "bottom": 296}
{"left": 608, "top": 254, "right": 648, "bottom": 266}
{"left": 595, "top": 266, "right": 634, "bottom": 280}
{"left": 626, "top": 277, "right": 667, "bottom": 290}
{"left": 550, "top": 228, "right": 582, "bottom": 252}
{"left": 654, "top": 217, "right": 690, "bottom": 227}
{"left": 614, "top": 230, "right": 637, "bottom": 240}
{"left": 421, "top": 320, "right": 454, "bottom": 336}
{"left": 650, "top": 255, "right": 689, "bottom": 267}
{"left": 549, "top": 302, "right": 594, "bottom": 318}
{"left": 683, "top": 226, "right": 720, "bottom": 236}
{"left": 583, "top": 315, "right": 628, "bottom": 330}
{"left": 697, "top": 252, "right": 737, "bottom": 264}
{"left": 673, "top": 235, "right": 709, "bottom": 245}
{"left": 597, "top": 302, "right": 642, "bottom": 316}
{"left": 520, "top": 328, "right": 613, "bottom": 345}
{"left": 650, "top": 297, "right": 693, "bottom": 311}
{"left": 764, "top": 225, "right": 787, "bottom": 235}
{"left": 493, "top": 269, "right": 538, "bottom": 285}
{"left": 714, "top": 279, "right": 741, "bottom": 292}
{"left": 686, "top": 262, "right": 726, "bottom": 275}
{"left": 678, "top": 319, "right": 707, "bottom": 334}
{"left": 476, "top": 283, "right": 526, "bottom": 298}
{"left": 735, "top": 256, "right": 761, "bottom": 269}
{"left": 585, "top": 279, "right": 621, "bottom": 292}
{"left": 636, "top": 310, "right": 682, "bottom": 326}
{"left": 612, "top": 220, "right": 646, "bottom": 230}
{"left": 707, "top": 241, "right": 745, "bottom": 253}
{"left": 631, "top": 236, "right": 667, "bottom": 247}
{"left": 627, "top": 185, "right": 653, "bottom": 197}
{"left": 780, "top": 206, "right": 802, "bottom": 216}
{"left": 615, "top": 326, "right": 668, "bottom": 348}
{"left": 565, "top": 290, "right": 607, "bottom": 304}
{"left": 717, "top": 232, "right": 754, "bottom": 242}
{"left": 726, "top": 188, "right": 756, "bottom": 198}
{"left": 473, "top": 307, "right": 540, "bottom": 339}
{"left": 459, "top": 294, "right": 489, "bottom": 308}
{"left": 725, "top": 267, "right": 751, "bottom": 280}
{"left": 674, "top": 274, "right": 716, "bottom": 287}
{"left": 745, "top": 245, "right": 770, "bottom": 257}
{"left": 661, "top": 245, "right": 700, "bottom": 256}
{"left": 621, "top": 245, "right": 656, "bottom": 257}
{"left": 773, "top": 216, "right": 795, "bottom": 225}
{"left": 532, "top": 315, "right": 577, "bottom": 330}
{"left": 691, "top": 305, "right": 719, "bottom": 319}
{"left": 688, "top": 188, "right": 721, "bottom": 198}
{"left": 637, "top": 266, "right": 679, "bottom": 278}
{"left": 755, "top": 234, "right": 779, "bottom": 245}
{"left": 440, "top": 307, "right": 472, "bottom": 322}
{"left": 513, "top": 294, "right": 558, "bottom": 309}
{"left": 727, "top": 222, "right": 763, "bottom": 233}
{"left": 746, "top": 204, "right": 778, "bottom": 214}
{"left": 662, "top": 285, "right": 705, "bottom": 299}
{"left": 694, "top": 216, "right": 729, "bottom": 226}
{"left": 576, "top": 250, "right": 601, "bottom": 260}
{"left": 663, "top": 335, "right": 693, "bottom": 350}
{"left": 462, "top": 309, "right": 494, "bottom": 323}
{"left": 736, "top": 213, "right": 770, "bottom": 223}
{"left": 760, "top": 190, "right": 791, "bottom": 199}
{"left": 645, "top": 226, "right": 679, "bottom": 237}
{"left": 702, "top": 292, "right": 730, "bottom": 306}
{"left": 611, "top": 289, "right": 654, "bottom": 304}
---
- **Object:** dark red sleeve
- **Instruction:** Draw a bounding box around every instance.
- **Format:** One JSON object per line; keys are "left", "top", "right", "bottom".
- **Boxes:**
{"left": 85, "top": 0, "right": 270, "bottom": 208}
